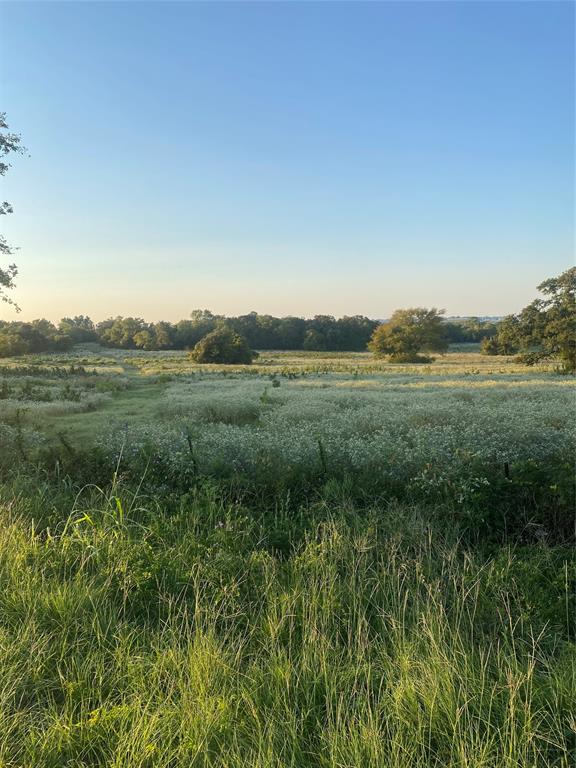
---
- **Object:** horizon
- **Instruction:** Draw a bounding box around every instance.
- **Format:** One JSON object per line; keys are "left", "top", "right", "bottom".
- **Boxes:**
{"left": 0, "top": 308, "right": 505, "bottom": 327}
{"left": 1, "top": 1, "right": 574, "bottom": 322}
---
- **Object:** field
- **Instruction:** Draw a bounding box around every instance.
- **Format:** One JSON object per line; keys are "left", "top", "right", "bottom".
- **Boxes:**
{"left": 0, "top": 346, "right": 574, "bottom": 767}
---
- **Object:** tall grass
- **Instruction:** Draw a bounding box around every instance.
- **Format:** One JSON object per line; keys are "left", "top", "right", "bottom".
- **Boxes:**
{"left": 0, "top": 349, "right": 573, "bottom": 765}
{"left": 0, "top": 480, "right": 573, "bottom": 767}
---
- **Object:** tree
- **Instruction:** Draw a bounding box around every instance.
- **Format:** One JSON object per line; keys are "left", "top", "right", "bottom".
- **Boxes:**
{"left": 276, "top": 316, "right": 306, "bottom": 350}
{"left": 480, "top": 315, "right": 522, "bottom": 356}
{"left": 58, "top": 316, "right": 97, "bottom": 343}
{"left": 369, "top": 308, "right": 449, "bottom": 362}
{"left": 302, "top": 328, "right": 327, "bottom": 351}
{"left": 482, "top": 268, "right": 576, "bottom": 372}
{"left": 190, "top": 326, "right": 256, "bottom": 364}
{"left": 444, "top": 318, "right": 498, "bottom": 344}
{"left": 308, "top": 315, "right": 339, "bottom": 350}
{"left": 133, "top": 329, "right": 157, "bottom": 351}
{"left": 0, "top": 319, "right": 73, "bottom": 357}
{"left": 97, "top": 317, "right": 150, "bottom": 348}
{"left": 1, "top": 113, "right": 26, "bottom": 308}
{"left": 131, "top": 320, "right": 176, "bottom": 351}
{"left": 151, "top": 321, "right": 175, "bottom": 349}
{"left": 336, "top": 315, "right": 379, "bottom": 351}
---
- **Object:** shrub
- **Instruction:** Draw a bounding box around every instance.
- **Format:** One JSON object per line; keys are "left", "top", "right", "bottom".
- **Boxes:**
{"left": 190, "top": 327, "right": 257, "bottom": 365}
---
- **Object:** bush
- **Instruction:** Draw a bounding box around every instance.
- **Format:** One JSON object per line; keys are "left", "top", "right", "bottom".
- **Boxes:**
{"left": 190, "top": 327, "right": 257, "bottom": 365}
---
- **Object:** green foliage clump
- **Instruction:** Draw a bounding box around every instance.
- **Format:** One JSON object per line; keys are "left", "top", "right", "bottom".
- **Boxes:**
{"left": 1, "top": 112, "right": 26, "bottom": 308}
{"left": 0, "top": 319, "right": 73, "bottom": 357}
{"left": 96, "top": 316, "right": 149, "bottom": 349}
{"left": 86, "top": 311, "right": 379, "bottom": 354}
{"left": 482, "top": 268, "right": 576, "bottom": 372}
{"left": 369, "top": 307, "right": 449, "bottom": 361}
{"left": 190, "top": 326, "right": 257, "bottom": 365}
{"left": 443, "top": 317, "right": 498, "bottom": 343}
{"left": 58, "top": 316, "right": 98, "bottom": 344}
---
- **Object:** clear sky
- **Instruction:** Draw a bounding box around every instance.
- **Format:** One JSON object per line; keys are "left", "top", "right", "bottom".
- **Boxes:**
{"left": 0, "top": 0, "right": 574, "bottom": 322}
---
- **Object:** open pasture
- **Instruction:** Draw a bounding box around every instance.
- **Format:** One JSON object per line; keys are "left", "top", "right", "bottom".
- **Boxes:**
{"left": 0, "top": 347, "right": 572, "bottom": 517}
{"left": 0, "top": 346, "right": 574, "bottom": 767}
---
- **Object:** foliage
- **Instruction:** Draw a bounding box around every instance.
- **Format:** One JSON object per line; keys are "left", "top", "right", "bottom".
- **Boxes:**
{"left": 482, "top": 268, "right": 576, "bottom": 372}
{"left": 0, "top": 112, "right": 26, "bottom": 308}
{"left": 0, "top": 311, "right": 374, "bottom": 354}
{"left": 480, "top": 315, "right": 522, "bottom": 356}
{"left": 0, "top": 320, "right": 73, "bottom": 357}
{"left": 190, "top": 326, "right": 256, "bottom": 364}
{"left": 7, "top": 296, "right": 572, "bottom": 363}
{"left": 58, "top": 315, "right": 98, "bottom": 343}
{"left": 96, "top": 316, "right": 149, "bottom": 349}
{"left": 443, "top": 317, "right": 498, "bottom": 343}
{"left": 369, "top": 308, "right": 449, "bottom": 361}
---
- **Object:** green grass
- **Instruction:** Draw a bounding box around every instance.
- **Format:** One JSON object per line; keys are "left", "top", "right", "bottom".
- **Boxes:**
{"left": 42, "top": 381, "right": 169, "bottom": 445}
{"left": 0, "top": 346, "right": 573, "bottom": 765}
{"left": 0, "top": 480, "right": 573, "bottom": 767}
{"left": 0, "top": 347, "right": 571, "bottom": 452}
{"left": 0, "top": 343, "right": 560, "bottom": 378}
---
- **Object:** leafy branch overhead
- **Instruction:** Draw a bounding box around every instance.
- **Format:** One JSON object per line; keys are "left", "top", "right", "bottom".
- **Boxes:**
{"left": 0, "top": 112, "right": 27, "bottom": 308}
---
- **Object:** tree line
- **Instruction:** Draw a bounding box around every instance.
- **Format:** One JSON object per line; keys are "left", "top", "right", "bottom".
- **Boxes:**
{"left": 0, "top": 268, "right": 572, "bottom": 372}
{"left": 0, "top": 310, "right": 498, "bottom": 358}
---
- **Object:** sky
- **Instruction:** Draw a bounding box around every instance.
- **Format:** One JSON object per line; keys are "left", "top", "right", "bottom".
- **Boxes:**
{"left": 0, "top": 0, "right": 574, "bottom": 322}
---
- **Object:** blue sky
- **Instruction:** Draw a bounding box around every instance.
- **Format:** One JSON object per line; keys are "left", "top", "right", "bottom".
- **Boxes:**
{"left": 0, "top": 0, "right": 574, "bottom": 321}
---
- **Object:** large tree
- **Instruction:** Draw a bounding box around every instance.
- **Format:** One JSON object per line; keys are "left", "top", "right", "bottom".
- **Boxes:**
{"left": 1, "top": 113, "right": 26, "bottom": 308}
{"left": 369, "top": 308, "right": 449, "bottom": 362}
{"left": 482, "top": 268, "right": 576, "bottom": 372}
{"left": 58, "top": 316, "right": 98, "bottom": 343}
{"left": 96, "top": 316, "right": 150, "bottom": 349}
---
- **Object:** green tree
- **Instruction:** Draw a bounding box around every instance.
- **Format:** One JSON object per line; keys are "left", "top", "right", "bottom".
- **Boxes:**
{"left": 444, "top": 318, "right": 498, "bottom": 344}
{"left": 276, "top": 316, "right": 306, "bottom": 350}
{"left": 303, "top": 328, "right": 327, "bottom": 351}
{"left": 190, "top": 326, "right": 256, "bottom": 364}
{"left": 58, "top": 316, "right": 97, "bottom": 343}
{"left": 0, "top": 319, "right": 72, "bottom": 357}
{"left": 531, "top": 268, "right": 576, "bottom": 371}
{"left": 1, "top": 113, "right": 26, "bottom": 308}
{"left": 482, "top": 268, "right": 576, "bottom": 372}
{"left": 152, "top": 321, "right": 176, "bottom": 349}
{"left": 336, "top": 315, "right": 379, "bottom": 351}
{"left": 133, "top": 329, "right": 157, "bottom": 351}
{"left": 369, "top": 308, "right": 449, "bottom": 362}
{"left": 480, "top": 315, "right": 521, "bottom": 356}
{"left": 97, "top": 317, "right": 150, "bottom": 348}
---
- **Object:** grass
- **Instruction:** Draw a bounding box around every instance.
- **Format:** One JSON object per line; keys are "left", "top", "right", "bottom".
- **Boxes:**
{"left": 0, "top": 347, "right": 570, "bottom": 452}
{"left": 0, "top": 343, "right": 559, "bottom": 378}
{"left": 0, "top": 480, "right": 573, "bottom": 767}
{"left": 43, "top": 381, "right": 168, "bottom": 445}
{"left": 0, "top": 346, "right": 573, "bottom": 766}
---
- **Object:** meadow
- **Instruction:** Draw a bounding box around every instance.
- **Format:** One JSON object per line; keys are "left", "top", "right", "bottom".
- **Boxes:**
{"left": 0, "top": 346, "right": 574, "bottom": 766}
